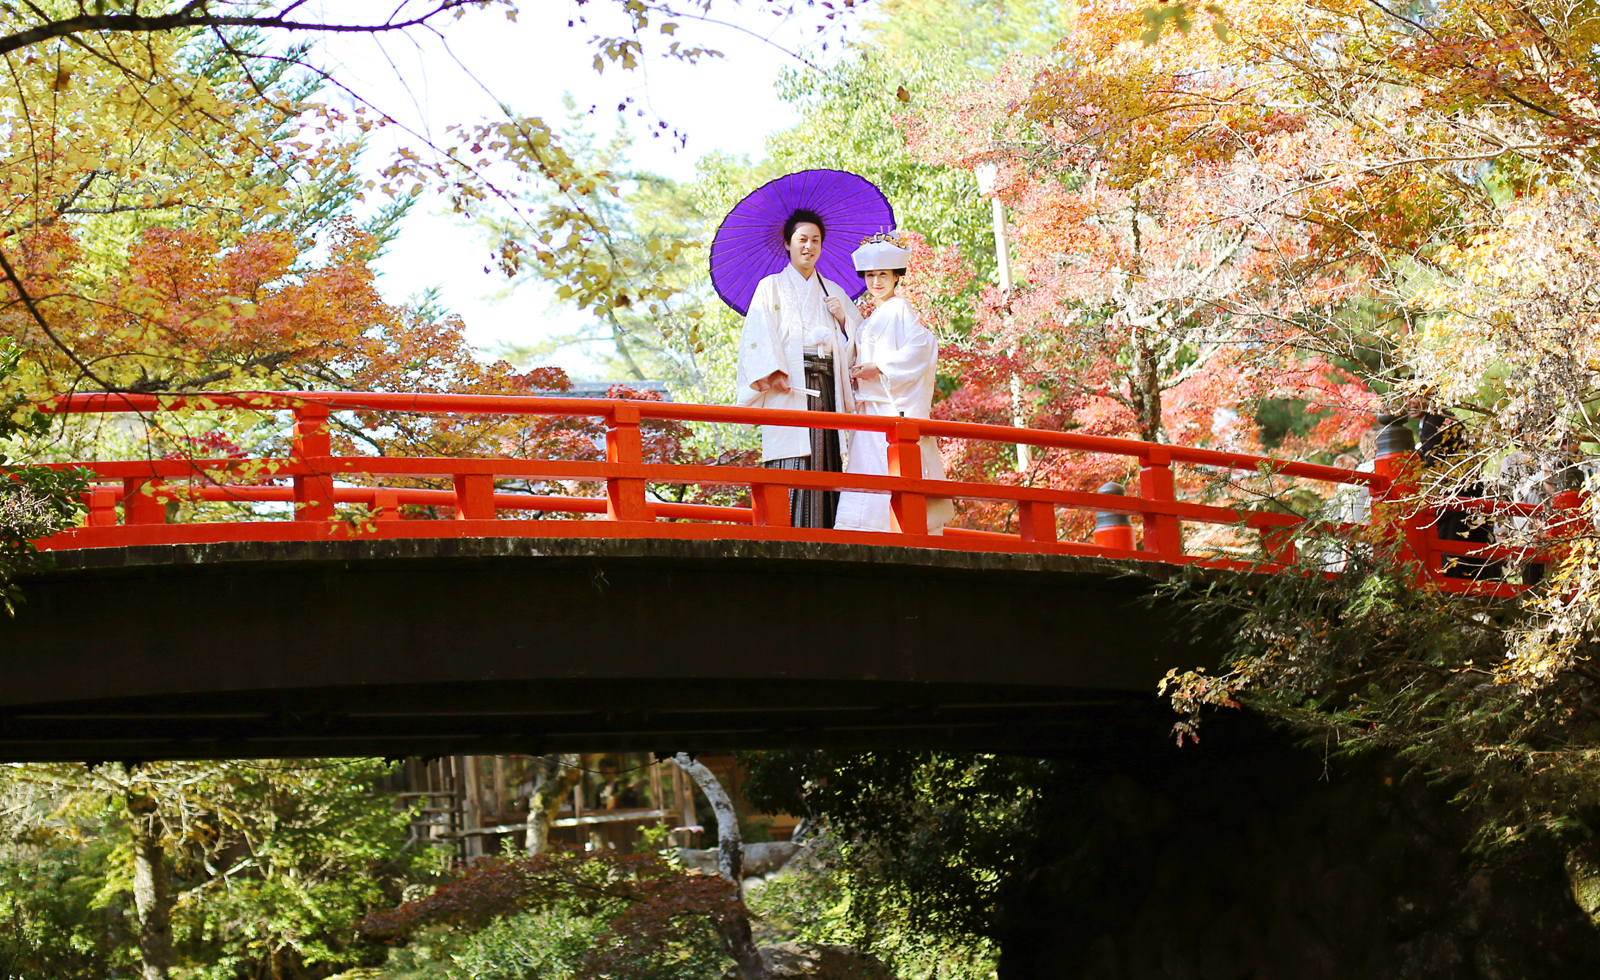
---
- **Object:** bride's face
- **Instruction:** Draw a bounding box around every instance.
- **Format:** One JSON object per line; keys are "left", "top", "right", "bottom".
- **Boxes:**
{"left": 863, "top": 268, "right": 900, "bottom": 302}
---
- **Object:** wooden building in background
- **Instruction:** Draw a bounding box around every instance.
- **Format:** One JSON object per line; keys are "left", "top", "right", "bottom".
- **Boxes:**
{"left": 382, "top": 753, "right": 799, "bottom": 861}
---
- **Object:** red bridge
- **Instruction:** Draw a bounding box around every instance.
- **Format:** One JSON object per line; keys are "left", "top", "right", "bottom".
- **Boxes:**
{"left": 0, "top": 392, "right": 1550, "bottom": 761}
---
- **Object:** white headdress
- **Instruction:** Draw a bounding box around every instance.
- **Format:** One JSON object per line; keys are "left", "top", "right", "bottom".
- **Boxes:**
{"left": 852, "top": 231, "right": 913, "bottom": 272}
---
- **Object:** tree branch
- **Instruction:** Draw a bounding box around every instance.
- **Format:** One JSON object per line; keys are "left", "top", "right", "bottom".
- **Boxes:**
{"left": 0, "top": 1, "right": 490, "bottom": 58}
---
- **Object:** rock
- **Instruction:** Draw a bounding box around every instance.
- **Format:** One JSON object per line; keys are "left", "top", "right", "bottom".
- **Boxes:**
{"left": 678, "top": 840, "right": 802, "bottom": 877}
{"left": 1568, "top": 846, "right": 1600, "bottom": 926}
{"left": 746, "top": 840, "right": 803, "bottom": 876}
{"left": 677, "top": 847, "right": 720, "bottom": 874}
{"left": 722, "top": 943, "right": 897, "bottom": 980}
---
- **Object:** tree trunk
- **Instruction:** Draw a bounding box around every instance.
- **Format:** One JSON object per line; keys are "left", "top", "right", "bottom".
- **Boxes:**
{"left": 674, "top": 753, "right": 767, "bottom": 980}
{"left": 126, "top": 792, "right": 176, "bottom": 980}
{"left": 524, "top": 754, "right": 583, "bottom": 856}
{"left": 1126, "top": 186, "right": 1164, "bottom": 444}
{"left": 1132, "top": 339, "right": 1163, "bottom": 443}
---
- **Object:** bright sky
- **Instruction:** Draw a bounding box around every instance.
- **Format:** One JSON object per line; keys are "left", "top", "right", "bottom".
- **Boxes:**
{"left": 312, "top": 1, "right": 855, "bottom": 379}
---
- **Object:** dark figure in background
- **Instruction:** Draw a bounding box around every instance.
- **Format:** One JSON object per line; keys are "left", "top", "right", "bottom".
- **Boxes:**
{"left": 1417, "top": 411, "right": 1502, "bottom": 581}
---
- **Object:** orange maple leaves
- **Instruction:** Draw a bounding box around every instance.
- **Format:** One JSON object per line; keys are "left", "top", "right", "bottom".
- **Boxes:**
{"left": 2, "top": 219, "right": 556, "bottom": 401}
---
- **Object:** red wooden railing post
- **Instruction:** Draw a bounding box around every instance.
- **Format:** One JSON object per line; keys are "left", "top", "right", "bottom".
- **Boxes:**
{"left": 1139, "top": 447, "right": 1183, "bottom": 555}
{"left": 605, "top": 404, "right": 652, "bottom": 523}
{"left": 1371, "top": 414, "right": 1436, "bottom": 581}
{"left": 372, "top": 490, "right": 401, "bottom": 521}
{"left": 1018, "top": 498, "right": 1056, "bottom": 543}
{"left": 888, "top": 420, "right": 928, "bottom": 536}
{"left": 292, "top": 403, "right": 335, "bottom": 522}
{"left": 85, "top": 486, "right": 119, "bottom": 527}
{"left": 1260, "top": 525, "right": 1298, "bottom": 565}
{"left": 749, "top": 482, "right": 791, "bottom": 527}
{"left": 121, "top": 478, "right": 166, "bottom": 525}
{"left": 454, "top": 474, "right": 495, "bottom": 520}
{"left": 1542, "top": 486, "right": 1586, "bottom": 575}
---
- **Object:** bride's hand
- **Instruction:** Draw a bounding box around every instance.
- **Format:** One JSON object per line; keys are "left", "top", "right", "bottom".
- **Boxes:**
{"left": 851, "top": 363, "right": 881, "bottom": 381}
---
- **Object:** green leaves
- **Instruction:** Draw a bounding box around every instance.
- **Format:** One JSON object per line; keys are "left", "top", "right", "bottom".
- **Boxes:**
{"left": 0, "top": 343, "right": 85, "bottom": 613}
{"left": 0, "top": 759, "right": 422, "bottom": 977}
{"left": 1140, "top": 2, "right": 1229, "bottom": 46}
{"left": 742, "top": 749, "right": 1058, "bottom": 951}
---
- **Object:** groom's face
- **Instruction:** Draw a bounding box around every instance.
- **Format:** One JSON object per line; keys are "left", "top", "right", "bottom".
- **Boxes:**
{"left": 785, "top": 223, "right": 824, "bottom": 274}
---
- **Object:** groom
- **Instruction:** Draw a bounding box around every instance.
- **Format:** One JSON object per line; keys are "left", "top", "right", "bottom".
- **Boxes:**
{"left": 735, "top": 208, "right": 862, "bottom": 528}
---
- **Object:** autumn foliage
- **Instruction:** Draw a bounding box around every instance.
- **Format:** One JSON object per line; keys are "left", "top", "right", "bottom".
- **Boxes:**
{"left": 361, "top": 848, "right": 741, "bottom": 978}
{"left": 880, "top": 0, "right": 1600, "bottom": 859}
{"left": 890, "top": 3, "right": 1380, "bottom": 538}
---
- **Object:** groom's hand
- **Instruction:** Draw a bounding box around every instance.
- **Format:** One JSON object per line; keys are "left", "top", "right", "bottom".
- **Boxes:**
{"left": 825, "top": 297, "right": 846, "bottom": 326}
{"left": 753, "top": 370, "right": 791, "bottom": 394}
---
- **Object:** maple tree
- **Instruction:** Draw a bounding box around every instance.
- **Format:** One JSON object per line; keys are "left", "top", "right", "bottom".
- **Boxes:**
{"left": 0, "top": 13, "right": 795, "bottom": 526}
{"left": 362, "top": 847, "right": 734, "bottom": 979}
{"left": 0, "top": 0, "right": 867, "bottom": 402}
{"left": 1000, "top": 0, "right": 1600, "bottom": 888}
{"left": 0, "top": 15, "right": 561, "bottom": 404}
{"left": 894, "top": 3, "right": 1373, "bottom": 540}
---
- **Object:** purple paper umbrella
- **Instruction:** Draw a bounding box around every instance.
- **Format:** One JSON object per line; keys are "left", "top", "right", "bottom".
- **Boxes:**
{"left": 709, "top": 169, "right": 896, "bottom": 316}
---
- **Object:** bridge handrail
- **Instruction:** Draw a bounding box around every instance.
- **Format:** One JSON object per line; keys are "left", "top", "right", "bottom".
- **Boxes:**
{"left": 29, "top": 390, "right": 1571, "bottom": 593}
{"left": 42, "top": 390, "right": 1389, "bottom": 489}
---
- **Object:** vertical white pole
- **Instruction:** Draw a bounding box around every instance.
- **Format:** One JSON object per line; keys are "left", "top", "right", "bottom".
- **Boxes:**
{"left": 980, "top": 165, "right": 1030, "bottom": 472}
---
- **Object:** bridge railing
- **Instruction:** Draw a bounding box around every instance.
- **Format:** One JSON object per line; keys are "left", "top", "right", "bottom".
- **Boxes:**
{"left": 25, "top": 391, "right": 1572, "bottom": 590}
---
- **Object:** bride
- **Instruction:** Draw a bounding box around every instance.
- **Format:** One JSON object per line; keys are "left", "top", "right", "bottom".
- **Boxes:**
{"left": 834, "top": 233, "right": 955, "bottom": 534}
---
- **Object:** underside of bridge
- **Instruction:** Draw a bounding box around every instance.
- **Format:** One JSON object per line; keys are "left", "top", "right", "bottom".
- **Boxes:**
{"left": 0, "top": 537, "right": 1224, "bottom": 761}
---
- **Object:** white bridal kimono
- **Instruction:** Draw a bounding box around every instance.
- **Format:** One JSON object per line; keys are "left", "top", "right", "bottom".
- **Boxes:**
{"left": 834, "top": 296, "right": 955, "bottom": 533}
{"left": 735, "top": 264, "right": 860, "bottom": 462}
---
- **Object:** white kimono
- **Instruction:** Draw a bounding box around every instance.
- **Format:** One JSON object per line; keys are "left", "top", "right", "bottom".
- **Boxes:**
{"left": 834, "top": 296, "right": 955, "bottom": 533}
{"left": 735, "top": 264, "right": 861, "bottom": 462}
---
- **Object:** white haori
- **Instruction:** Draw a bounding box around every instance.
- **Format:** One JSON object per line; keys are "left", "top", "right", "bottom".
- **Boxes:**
{"left": 834, "top": 296, "right": 954, "bottom": 534}
{"left": 735, "top": 263, "right": 860, "bottom": 462}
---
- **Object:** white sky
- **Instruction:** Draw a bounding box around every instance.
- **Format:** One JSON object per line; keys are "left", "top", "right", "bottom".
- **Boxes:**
{"left": 311, "top": 1, "right": 855, "bottom": 379}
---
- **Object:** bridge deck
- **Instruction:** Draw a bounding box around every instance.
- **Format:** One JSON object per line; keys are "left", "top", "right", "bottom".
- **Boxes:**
{"left": 1, "top": 538, "right": 1207, "bottom": 761}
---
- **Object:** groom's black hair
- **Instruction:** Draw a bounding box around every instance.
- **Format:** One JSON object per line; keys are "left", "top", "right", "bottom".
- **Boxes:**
{"left": 783, "top": 208, "right": 826, "bottom": 244}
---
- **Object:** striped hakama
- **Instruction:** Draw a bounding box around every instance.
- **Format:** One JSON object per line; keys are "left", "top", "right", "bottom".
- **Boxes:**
{"left": 762, "top": 353, "right": 842, "bottom": 528}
